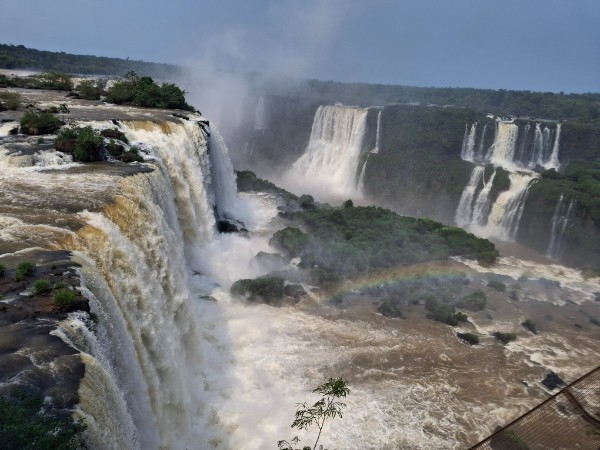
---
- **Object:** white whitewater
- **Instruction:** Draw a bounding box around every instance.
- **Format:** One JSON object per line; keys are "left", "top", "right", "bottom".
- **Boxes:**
{"left": 483, "top": 172, "right": 536, "bottom": 240}
{"left": 371, "top": 108, "right": 382, "bottom": 153}
{"left": 284, "top": 105, "right": 369, "bottom": 200}
{"left": 547, "top": 193, "right": 575, "bottom": 258}
{"left": 455, "top": 166, "right": 484, "bottom": 226}
{"left": 455, "top": 116, "right": 559, "bottom": 240}
{"left": 461, "top": 123, "right": 477, "bottom": 162}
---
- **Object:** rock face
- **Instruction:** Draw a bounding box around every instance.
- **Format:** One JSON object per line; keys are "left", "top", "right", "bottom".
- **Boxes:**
{"left": 0, "top": 251, "right": 89, "bottom": 414}
{"left": 541, "top": 371, "right": 567, "bottom": 390}
{"left": 250, "top": 251, "right": 288, "bottom": 272}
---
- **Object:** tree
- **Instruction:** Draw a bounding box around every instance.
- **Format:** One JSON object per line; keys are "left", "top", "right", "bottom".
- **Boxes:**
{"left": 278, "top": 377, "right": 350, "bottom": 450}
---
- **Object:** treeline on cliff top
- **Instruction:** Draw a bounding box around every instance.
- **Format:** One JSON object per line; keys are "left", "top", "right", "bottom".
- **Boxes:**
{"left": 3, "top": 43, "right": 600, "bottom": 121}
{"left": 0, "top": 43, "right": 180, "bottom": 78}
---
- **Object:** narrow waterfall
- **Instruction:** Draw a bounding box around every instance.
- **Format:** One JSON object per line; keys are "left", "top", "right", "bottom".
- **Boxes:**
{"left": 461, "top": 123, "right": 477, "bottom": 162}
{"left": 470, "top": 169, "right": 496, "bottom": 227}
{"left": 476, "top": 122, "right": 488, "bottom": 160}
{"left": 455, "top": 166, "right": 484, "bottom": 226}
{"left": 253, "top": 96, "right": 269, "bottom": 131}
{"left": 371, "top": 109, "right": 382, "bottom": 154}
{"left": 284, "top": 104, "right": 369, "bottom": 200}
{"left": 547, "top": 193, "right": 575, "bottom": 258}
{"left": 484, "top": 172, "right": 536, "bottom": 240}
{"left": 546, "top": 123, "right": 561, "bottom": 169}
{"left": 357, "top": 154, "right": 370, "bottom": 192}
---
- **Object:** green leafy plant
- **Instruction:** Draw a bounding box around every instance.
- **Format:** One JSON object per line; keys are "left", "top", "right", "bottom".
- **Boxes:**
{"left": 521, "top": 319, "right": 537, "bottom": 334}
{"left": 457, "top": 332, "right": 480, "bottom": 345}
{"left": 493, "top": 331, "right": 517, "bottom": 344}
{"left": 54, "top": 289, "right": 78, "bottom": 308}
{"left": 278, "top": 377, "right": 350, "bottom": 450}
{"left": 14, "top": 262, "right": 34, "bottom": 282}
{"left": 32, "top": 279, "right": 51, "bottom": 294}
{"left": 20, "top": 111, "right": 62, "bottom": 135}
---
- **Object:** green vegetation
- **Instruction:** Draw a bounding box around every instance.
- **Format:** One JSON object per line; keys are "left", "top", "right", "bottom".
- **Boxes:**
{"left": 76, "top": 78, "right": 106, "bottom": 100}
{"left": 277, "top": 207, "right": 497, "bottom": 284}
{"left": 53, "top": 289, "right": 78, "bottom": 309}
{"left": 521, "top": 319, "right": 538, "bottom": 334}
{"left": 54, "top": 126, "right": 104, "bottom": 162}
{"left": 0, "top": 263, "right": 5, "bottom": 277}
{"left": 230, "top": 276, "right": 285, "bottom": 305}
{"left": 487, "top": 280, "right": 506, "bottom": 292}
{"left": 424, "top": 294, "right": 465, "bottom": 326}
{"left": 0, "top": 71, "right": 73, "bottom": 91}
{"left": 278, "top": 377, "right": 349, "bottom": 450}
{"left": 106, "top": 71, "right": 194, "bottom": 111}
{"left": 493, "top": 332, "right": 517, "bottom": 344}
{"left": 0, "top": 43, "right": 180, "bottom": 78}
{"left": 456, "top": 290, "right": 487, "bottom": 311}
{"left": 0, "top": 90, "right": 21, "bottom": 110}
{"left": 20, "top": 111, "right": 62, "bottom": 135}
{"left": 32, "top": 279, "right": 51, "bottom": 294}
{"left": 235, "top": 170, "right": 299, "bottom": 201}
{"left": 457, "top": 332, "right": 480, "bottom": 345}
{"left": 14, "top": 262, "right": 34, "bottom": 282}
{"left": 0, "top": 390, "right": 86, "bottom": 450}
{"left": 269, "top": 227, "right": 309, "bottom": 257}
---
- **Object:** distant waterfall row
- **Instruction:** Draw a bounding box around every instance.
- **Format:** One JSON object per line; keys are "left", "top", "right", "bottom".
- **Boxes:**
{"left": 461, "top": 119, "right": 561, "bottom": 171}
{"left": 285, "top": 104, "right": 369, "bottom": 200}
{"left": 455, "top": 117, "right": 562, "bottom": 241}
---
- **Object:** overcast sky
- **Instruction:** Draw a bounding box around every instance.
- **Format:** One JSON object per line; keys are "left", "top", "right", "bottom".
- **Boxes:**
{"left": 2, "top": 0, "right": 599, "bottom": 93}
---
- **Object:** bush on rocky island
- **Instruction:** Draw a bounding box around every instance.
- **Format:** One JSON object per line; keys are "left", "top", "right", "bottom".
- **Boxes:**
{"left": 230, "top": 276, "right": 286, "bottom": 306}
{"left": 55, "top": 126, "right": 104, "bottom": 162}
{"left": 14, "top": 262, "right": 34, "bottom": 282}
{"left": 457, "top": 332, "right": 479, "bottom": 345}
{"left": 20, "top": 111, "right": 62, "bottom": 135}
{"left": 456, "top": 290, "right": 487, "bottom": 311}
{"left": 493, "top": 331, "right": 517, "bottom": 344}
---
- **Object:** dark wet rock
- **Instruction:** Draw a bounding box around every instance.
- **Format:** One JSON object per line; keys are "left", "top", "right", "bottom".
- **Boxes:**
{"left": 101, "top": 128, "right": 126, "bottom": 140}
{"left": 230, "top": 276, "right": 298, "bottom": 306}
{"left": 54, "top": 138, "right": 76, "bottom": 153}
{"left": 541, "top": 371, "right": 566, "bottom": 390}
{"left": 284, "top": 283, "right": 307, "bottom": 299}
{"left": 251, "top": 251, "right": 288, "bottom": 272}
{"left": 217, "top": 218, "right": 247, "bottom": 233}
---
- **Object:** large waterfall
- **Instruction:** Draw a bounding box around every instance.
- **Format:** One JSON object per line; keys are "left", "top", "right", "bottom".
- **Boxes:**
{"left": 454, "top": 117, "right": 559, "bottom": 240}
{"left": 283, "top": 104, "right": 369, "bottom": 200}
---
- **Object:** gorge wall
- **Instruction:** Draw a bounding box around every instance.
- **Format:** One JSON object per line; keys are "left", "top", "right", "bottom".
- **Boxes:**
{"left": 233, "top": 90, "right": 600, "bottom": 270}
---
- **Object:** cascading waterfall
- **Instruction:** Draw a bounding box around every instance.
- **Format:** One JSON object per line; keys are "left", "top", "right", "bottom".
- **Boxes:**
{"left": 455, "top": 166, "right": 484, "bottom": 226}
{"left": 455, "top": 116, "right": 560, "bottom": 240}
{"left": 284, "top": 104, "right": 369, "bottom": 200}
{"left": 483, "top": 172, "right": 536, "bottom": 240}
{"left": 461, "top": 123, "right": 477, "bottom": 162}
{"left": 371, "top": 109, "right": 382, "bottom": 154}
{"left": 547, "top": 193, "right": 575, "bottom": 258}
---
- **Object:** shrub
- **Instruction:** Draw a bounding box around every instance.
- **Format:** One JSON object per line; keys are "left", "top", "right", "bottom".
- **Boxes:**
{"left": 20, "top": 111, "right": 62, "bottom": 135}
{"left": 425, "top": 296, "right": 458, "bottom": 326}
{"left": 269, "top": 227, "right": 309, "bottom": 257}
{"left": 14, "top": 262, "right": 34, "bottom": 282}
{"left": 493, "top": 331, "right": 517, "bottom": 344}
{"left": 454, "top": 311, "right": 468, "bottom": 322}
{"left": 521, "top": 319, "right": 537, "bottom": 334}
{"left": 299, "top": 194, "right": 316, "bottom": 209}
{"left": 54, "top": 289, "right": 78, "bottom": 308}
{"left": 0, "top": 390, "right": 86, "bottom": 449}
{"left": 0, "top": 263, "right": 5, "bottom": 277}
{"left": 55, "top": 126, "right": 104, "bottom": 162}
{"left": 76, "top": 78, "right": 105, "bottom": 100}
{"left": 343, "top": 199, "right": 354, "bottom": 208}
{"left": 488, "top": 280, "right": 506, "bottom": 292}
{"left": 457, "top": 332, "right": 479, "bottom": 345}
{"left": 32, "top": 279, "right": 51, "bottom": 294}
{"left": 456, "top": 290, "right": 487, "bottom": 311}
{"left": 0, "top": 91, "right": 21, "bottom": 110}
{"left": 230, "top": 276, "right": 285, "bottom": 305}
